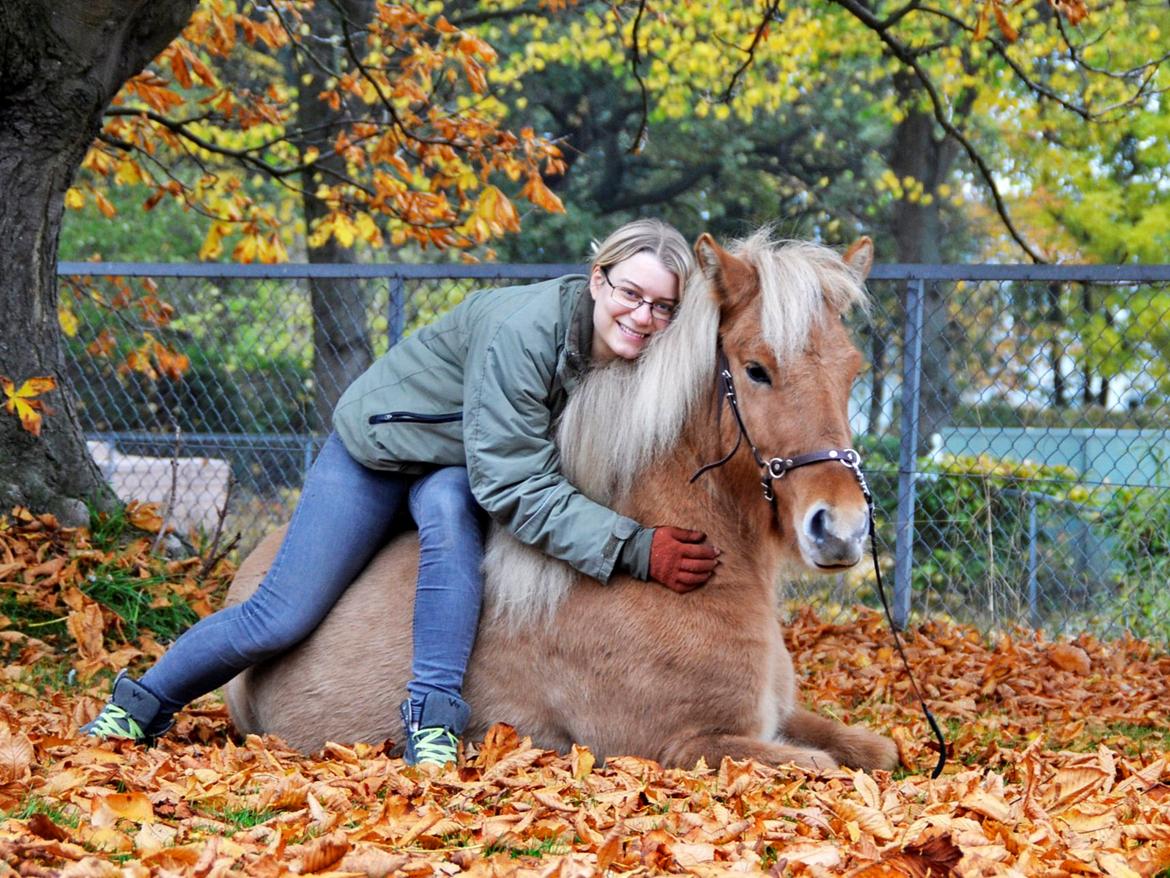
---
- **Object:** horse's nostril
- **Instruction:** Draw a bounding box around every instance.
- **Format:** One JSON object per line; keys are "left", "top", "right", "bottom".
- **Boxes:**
{"left": 808, "top": 508, "right": 829, "bottom": 543}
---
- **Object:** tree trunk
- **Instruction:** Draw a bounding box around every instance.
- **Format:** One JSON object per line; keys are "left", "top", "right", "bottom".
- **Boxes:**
{"left": 293, "top": 0, "right": 375, "bottom": 432}
{"left": 888, "top": 90, "right": 962, "bottom": 454}
{"left": 0, "top": 0, "right": 196, "bottom": 521}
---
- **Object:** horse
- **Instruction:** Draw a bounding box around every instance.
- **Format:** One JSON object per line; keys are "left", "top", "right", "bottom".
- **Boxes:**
{"left": 222, "top": 230, "right": 899, "bottom": 773}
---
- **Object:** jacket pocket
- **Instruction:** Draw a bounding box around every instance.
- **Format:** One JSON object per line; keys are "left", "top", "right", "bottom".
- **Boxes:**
{"left": 368, "top": 410, "right": 463, "bottom": 425}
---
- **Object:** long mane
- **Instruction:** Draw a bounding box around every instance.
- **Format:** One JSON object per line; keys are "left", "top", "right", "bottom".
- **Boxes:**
{"left": 483, "top": 230, "right": 869, "bottom": 625}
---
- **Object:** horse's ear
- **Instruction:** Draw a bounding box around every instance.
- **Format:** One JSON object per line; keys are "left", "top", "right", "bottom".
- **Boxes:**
{"left": 843, "top": 236, "right": 874, "bottom": 281}
{"left": 694, "top": 233, "right": 756, "bottom": 308}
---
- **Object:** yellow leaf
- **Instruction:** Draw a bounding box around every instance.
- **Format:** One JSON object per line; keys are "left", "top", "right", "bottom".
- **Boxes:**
{"left": 107, "top": 793, "right": 155, "bottom": 823}
{"left": 571, "top": 743, "right": 594, "bottom": 779}
{"left": 64, "top": 188, "right": 85, "bottom": 210}
{"left": 333, "top": 213, "right": 357, "bottom": 248}
{"left": 200, "top": 223, "right": 226, "bottom": 261}
{"left": 520, "top": 173, "right": 564, "bottom": 213}
{"left": 355, "top": 212, "right": 381, "bottom": 244}
{"left": 974, "top": 0, "right": 991, "bottom": 40}
{"left": 2, "top": 375, "right": 56, "bottom": 437}
{"left": 59, "top": 308, "right": 79, "bottom": 337}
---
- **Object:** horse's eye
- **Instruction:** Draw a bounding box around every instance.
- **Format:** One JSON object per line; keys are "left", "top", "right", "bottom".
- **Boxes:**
{"left": 745, "top": 362, "right": 772, "bottom": 386}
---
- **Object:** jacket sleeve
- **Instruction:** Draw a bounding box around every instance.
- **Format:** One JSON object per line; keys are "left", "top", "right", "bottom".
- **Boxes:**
{"left": 463, "top": 317, "right": 643, "bottom": 584}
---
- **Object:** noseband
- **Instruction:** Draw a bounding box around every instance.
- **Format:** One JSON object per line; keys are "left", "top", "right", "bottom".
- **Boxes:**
{"left": 690, "top": 347, "right": 947, "bottom": 779}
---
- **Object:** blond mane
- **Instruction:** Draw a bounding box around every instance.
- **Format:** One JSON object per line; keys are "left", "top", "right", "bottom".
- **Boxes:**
{"left": 484, "top": 231, "right": 869, "bottom": 625}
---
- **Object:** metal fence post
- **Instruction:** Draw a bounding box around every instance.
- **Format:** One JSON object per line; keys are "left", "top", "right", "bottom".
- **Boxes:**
{"left": 893, "top": 278, "right": 925, "bottom": 629}
{"left": 389, "top": 275, "right": 405, "bottom": 346}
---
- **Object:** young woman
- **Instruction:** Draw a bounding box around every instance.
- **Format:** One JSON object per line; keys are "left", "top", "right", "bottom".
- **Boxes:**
{"left": 82, "top": 219, "right": 720, "bottom": 765}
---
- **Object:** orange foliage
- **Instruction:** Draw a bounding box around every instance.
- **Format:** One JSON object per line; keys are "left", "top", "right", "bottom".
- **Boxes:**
{"left": 75, "top": 1, "right": 566, "bottom": 263}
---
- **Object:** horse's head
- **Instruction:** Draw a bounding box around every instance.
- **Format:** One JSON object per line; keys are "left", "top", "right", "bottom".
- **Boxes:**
{"left": 694, "top": 231, "right": 873, "bottom": 572}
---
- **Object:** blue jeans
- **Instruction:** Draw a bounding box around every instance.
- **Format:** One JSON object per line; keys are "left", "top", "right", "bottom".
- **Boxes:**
{"left": 139, "top": 432, "right": 485, "bottom": 725}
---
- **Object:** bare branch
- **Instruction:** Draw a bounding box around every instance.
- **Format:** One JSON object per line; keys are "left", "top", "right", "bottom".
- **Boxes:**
{"left": 721, "top": 0, "right": 782, "bottom": 102}
{"left": 621, "top": 0, "right": 651, "bottom": 155}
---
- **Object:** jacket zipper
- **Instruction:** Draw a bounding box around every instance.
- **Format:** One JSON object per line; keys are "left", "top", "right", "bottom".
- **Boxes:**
{"left": 368, "top": 410, "right": 463, "bottom": 425}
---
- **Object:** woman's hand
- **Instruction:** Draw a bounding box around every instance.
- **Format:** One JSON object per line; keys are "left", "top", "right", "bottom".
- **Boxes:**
{"left": 649, "top": 527, "right": 720, "bottom": 593}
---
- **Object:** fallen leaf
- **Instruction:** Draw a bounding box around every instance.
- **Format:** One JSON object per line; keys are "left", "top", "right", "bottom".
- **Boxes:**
{"left": 1048, "top": 643, "right": 1091, "bottom": 675}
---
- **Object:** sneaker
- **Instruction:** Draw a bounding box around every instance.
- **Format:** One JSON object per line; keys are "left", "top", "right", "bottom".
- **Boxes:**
{"left": 400, "top": 693, "right": 470, "bottom": 767}
{"left": 80, "top": 670, "right": 170, "bottom": 744}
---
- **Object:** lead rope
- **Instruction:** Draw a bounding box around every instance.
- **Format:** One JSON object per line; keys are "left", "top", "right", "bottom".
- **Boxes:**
{"left": 691, "top": 348, "right": 947, "bottom": 779}
{"left": 847, "top": 460, "right": 947, "bottom": 780}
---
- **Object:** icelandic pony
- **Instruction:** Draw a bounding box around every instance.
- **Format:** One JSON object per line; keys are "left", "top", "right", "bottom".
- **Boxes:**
{"left": 223, "top": 231, "right": 898, "bottom": 772}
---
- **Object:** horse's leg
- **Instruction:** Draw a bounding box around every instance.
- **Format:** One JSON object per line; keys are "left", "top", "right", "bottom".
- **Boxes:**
{"left": 659, "top": 733, "right": 838, "bottom": 773}
{"left": 780, "top": 706, "right": 899, "bottom": 771}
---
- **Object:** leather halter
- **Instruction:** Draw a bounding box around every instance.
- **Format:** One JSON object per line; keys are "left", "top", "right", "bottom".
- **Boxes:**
{"left": 690, "top": 350, "right": 870, "bottom": 505}
{"left": 690, "top": 346, "right": 947, "bottom": 779}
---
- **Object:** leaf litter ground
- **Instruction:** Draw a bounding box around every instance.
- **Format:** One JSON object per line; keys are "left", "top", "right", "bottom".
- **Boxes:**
{"left": 1, "top": 509, "right": 1169, "bottom": 876}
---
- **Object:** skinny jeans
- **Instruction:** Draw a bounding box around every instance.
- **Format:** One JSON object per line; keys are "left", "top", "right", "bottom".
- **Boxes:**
{"left": 139, "top": 432, "right": 485, "bottom": 722}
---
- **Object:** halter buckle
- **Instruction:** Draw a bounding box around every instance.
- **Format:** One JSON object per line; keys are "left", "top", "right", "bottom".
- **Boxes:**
{"left": 767, "top": 457, "right": 792, "bottom": 480}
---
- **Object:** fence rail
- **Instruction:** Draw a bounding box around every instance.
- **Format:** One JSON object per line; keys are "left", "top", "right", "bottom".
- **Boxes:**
{"left": 59, "top": 262, "right": 1170, "bottom": 641}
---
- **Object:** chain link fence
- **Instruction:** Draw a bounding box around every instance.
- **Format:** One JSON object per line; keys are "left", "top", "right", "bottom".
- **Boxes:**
{"left": 58, "top": 262, "right": 1170, "bottom": 641}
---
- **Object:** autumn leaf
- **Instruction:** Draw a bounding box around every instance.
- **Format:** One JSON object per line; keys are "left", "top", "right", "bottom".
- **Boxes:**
{"left": 1049, "top": 0, "right": 1089, "bottom": 25}
{"left": 0, "top": 729, "right": 33, "bottom": 785}
{"left": 125, "top": 501, "right": 164, "bottom": 533}
{"left": 2, "top": 375, "right": 56, "bottom": 436}
{"left": 1048, "top": 642, "right": 1091, "bottom": 674}
{"left": 289, "top": 830, "right": 350, "bottom": 874}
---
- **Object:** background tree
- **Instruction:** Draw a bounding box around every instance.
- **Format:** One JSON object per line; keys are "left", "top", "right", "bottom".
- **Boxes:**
{"left": 2, "top": 1, "right": 564, "bottom": 519}
{"left": 465, "top": 0, "right": 1168, "bottom": 444}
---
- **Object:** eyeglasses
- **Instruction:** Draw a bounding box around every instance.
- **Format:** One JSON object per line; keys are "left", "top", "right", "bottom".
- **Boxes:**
{"left": 600, "top": 267, "right": 677, "bottom": 324}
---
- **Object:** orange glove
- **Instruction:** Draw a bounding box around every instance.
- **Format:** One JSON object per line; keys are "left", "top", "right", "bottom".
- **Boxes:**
{"left": 649, "top": 527, "right": 720, "bottom": 593}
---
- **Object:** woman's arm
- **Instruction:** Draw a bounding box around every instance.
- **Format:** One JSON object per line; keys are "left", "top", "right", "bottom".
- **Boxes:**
{"left": 462, "top": 317, "right": 647, "bottom": 583}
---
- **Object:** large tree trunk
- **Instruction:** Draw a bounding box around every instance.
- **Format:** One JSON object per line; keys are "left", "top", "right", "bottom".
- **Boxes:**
{"left": 0, "top": 0, "right": 196, "bottom": 522}
{"left": 293, "top": 0, "right": 375, "bottom": 432}
{"left": 888, "top": 91, "right": 962, "bottom": 454}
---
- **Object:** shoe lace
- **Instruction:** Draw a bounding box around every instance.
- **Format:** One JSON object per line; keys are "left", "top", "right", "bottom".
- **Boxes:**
{"left": 88, "top": 704, "right": 146, "bottom": 741}
{"left": 412, "top": 726, "right": 458, "bottom": 765}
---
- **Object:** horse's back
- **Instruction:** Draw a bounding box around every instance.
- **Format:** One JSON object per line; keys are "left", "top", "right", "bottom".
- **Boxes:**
{"left": 222, "top": 528, "right": 419, "bottom": 751}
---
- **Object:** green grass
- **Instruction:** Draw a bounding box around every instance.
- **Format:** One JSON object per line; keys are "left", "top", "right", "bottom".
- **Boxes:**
{"left": 6, "top": 658, "right": 82, "bottom": 695}
{"left": 483, "top": 837, "right": 571, "bottom": 859}
{"left": 80, "top": 564, "right": 199, "bottom": 642}
{"left": 201, "top": 805, "right": 279, "bottom": 831}
{"left": 1, "top": 795, "right": 82, "bottom": 828}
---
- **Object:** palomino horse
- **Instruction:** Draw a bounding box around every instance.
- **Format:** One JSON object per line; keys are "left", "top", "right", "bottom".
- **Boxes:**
{"left": 224, "top": 231, "right": 898, "bottom": 772}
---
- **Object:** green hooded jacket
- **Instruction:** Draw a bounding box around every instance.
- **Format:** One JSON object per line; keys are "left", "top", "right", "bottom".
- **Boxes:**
{"left": 332, "top": 274, "right": 653, "bottom": 583}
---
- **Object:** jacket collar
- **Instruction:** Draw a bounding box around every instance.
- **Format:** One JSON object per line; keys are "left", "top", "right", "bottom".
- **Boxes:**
{"left": 560, "top": 275, "right": 594, "bottom": 393}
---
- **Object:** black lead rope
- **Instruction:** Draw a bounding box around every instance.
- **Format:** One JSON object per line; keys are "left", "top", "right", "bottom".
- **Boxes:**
{"left": 690, "top": 349, "right": 947, "bottom": 779}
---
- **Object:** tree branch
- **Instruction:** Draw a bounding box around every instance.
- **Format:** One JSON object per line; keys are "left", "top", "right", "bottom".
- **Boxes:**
{"left": 830, "top": 0, "right": 1046, "bottom": 262}
{"left": 721, "top": 0, "right": 782, "bottom": 102}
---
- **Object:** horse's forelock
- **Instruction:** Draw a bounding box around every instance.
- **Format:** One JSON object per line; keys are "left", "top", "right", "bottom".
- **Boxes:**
{"left": 733, "top": 231, "right": 870, "bottom": 365}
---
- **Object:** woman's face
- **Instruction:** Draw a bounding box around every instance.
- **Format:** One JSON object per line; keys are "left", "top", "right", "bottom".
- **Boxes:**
{"left": 589, "top": 251, "right": 679, "bottom": 363}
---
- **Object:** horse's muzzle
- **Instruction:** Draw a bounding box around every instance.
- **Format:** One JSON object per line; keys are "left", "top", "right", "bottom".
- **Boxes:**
{"left": 800, "top": 502, "right": 868, "bottom": 569}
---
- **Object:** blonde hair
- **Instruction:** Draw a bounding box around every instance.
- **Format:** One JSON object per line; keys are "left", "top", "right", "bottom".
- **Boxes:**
{"left": 590, "top": 219, "right": 694, "bottom": 291}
